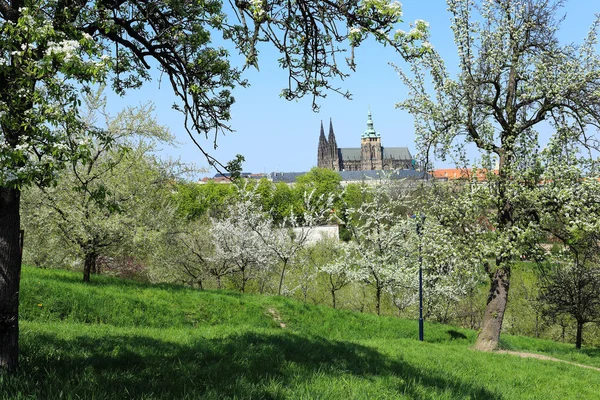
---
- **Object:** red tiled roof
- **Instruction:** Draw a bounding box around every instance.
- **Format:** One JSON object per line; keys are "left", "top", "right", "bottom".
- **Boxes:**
{"left": 431, "top": 168, "right": 498, "bottom": 181}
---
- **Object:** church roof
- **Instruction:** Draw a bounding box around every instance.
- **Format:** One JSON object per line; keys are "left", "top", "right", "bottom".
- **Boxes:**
{"left": 338, "top": 147, "right": 413, "bottom": 161}
{"left": 338, "top": 148, "right": 361, "bottom": 161}
{"left": 383, "top": 147, "right": 412, "bottom": 160}
{"left": 270, "top": 172, "right": 306, "bottom": 183}
{"left": 339, "top": 170, "right": 426, "bottom": 181}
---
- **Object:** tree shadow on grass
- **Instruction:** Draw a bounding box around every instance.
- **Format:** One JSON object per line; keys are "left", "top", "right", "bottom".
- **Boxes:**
{"left": 13, "top": 330, "right": 501, "bottom": 400}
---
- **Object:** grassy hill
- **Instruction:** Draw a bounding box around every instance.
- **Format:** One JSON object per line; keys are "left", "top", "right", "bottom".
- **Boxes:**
{"left": 2, "top": 266, "right": 599, "bottom": 399}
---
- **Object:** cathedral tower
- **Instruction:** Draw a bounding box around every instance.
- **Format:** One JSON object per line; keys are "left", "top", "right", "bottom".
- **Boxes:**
{"left": 360, "top": 109, "right": 383, "bottom": 170}
{"left": 317, "top": 120, "right": 328, "bottom": 168}
{"left": 317, "top": 119, "right": 340, "bottom": 170}
{"left": 327, "top": 119, "right": 340, "bottom": 171}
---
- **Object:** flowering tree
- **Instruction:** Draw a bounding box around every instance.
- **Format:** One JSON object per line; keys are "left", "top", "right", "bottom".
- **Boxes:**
{"left": 535, "top": 143, "right": 600, "bottom": 349}
{"left": 418, "top": 217, "right": 484, "bottom": 323}
{"left": 264, "top": 188, "right": 335, "bottom": 296}
{"left": 21, "top": 95, "right": 176, "bottom": 282}
{"left": 341, "top": 180, "right": 483, "bottom": 318}
{"left": 208, "top": 197, "right": 274, "bottom": 293}
{"left": 342, "top": 182, "right": 413, "bottom": 316}
{"left": 396, "top": 0, "right": 600, "bottom": 351}
{"left": 317, "top": 239, "right": 351, "bottom": 309}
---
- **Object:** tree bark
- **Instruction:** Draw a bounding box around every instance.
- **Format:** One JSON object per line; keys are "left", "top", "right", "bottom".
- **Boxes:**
{"left": 0, "top": 187, "right": 22, "bottom": 373}
{"left": 375, "top": 285, "right": 381, "bottom": 316}
{"left": 278, "top": 260, "right": 288, "bottom": 296}
{"left": 240, "top": 266, "right": 246, "bottom": 293}
{"left": 331, "top": 288, "right": 337, "bottom": 309}
{"left": 575, "top": 321, "right": 583, "bottom": 350}
{"left": 83, "top": 250, "right": 97, "bottom": 283}
{"left": 475, "top": 265, "right": 511, "bottom": 351}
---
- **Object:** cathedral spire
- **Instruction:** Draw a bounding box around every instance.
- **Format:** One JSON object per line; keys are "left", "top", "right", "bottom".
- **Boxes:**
{"left": 317, "top": 120, "right": 329, "bottom": 168}
{"left": 363, "top": 107, "right": 380, "bottom": 138}
{"left": 328, "top": 118, "right": 337, "bottom": 147}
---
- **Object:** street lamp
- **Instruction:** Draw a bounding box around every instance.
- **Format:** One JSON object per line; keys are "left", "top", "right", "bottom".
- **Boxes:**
{"left": 415, "top": 213, "right": 426, "bottom": 341}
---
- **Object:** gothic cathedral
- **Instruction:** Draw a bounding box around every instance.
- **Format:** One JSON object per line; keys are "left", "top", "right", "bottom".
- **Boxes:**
{"left": 317, "top": 110, "right": 414, "bottom": 171}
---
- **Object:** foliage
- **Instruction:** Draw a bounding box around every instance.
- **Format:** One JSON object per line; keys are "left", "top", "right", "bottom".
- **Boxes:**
{"left": 173, "top": 180, "right": 237, "bottom": 220}
{"left": 339, "top": 181, "right": 483, "bottom": 319}
{"left": 294, "top": 167, "right": 342, "bottom": 200}
{"left": 21, "top": 95, "right": 179, "bottom": 282}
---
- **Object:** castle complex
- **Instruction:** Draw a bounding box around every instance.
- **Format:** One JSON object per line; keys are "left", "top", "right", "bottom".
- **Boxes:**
{"left": 317, "top": 110, "right": 414, "bottom": 171}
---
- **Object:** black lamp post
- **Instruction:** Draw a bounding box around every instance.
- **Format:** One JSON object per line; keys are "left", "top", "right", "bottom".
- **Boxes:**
{"left": 416, "top": 213, "right": 425, "bottom": 342}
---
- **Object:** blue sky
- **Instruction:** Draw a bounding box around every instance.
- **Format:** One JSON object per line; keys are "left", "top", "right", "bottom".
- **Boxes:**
{"left": 105, "top": 0, "right": 600, "bottom": 178}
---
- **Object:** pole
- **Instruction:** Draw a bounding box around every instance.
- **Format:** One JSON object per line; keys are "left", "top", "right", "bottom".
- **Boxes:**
{"left": 418, "top": 238, "right": 423, "bottom": 341}
{"left": 417, "top": 214, "right": 425, "bottom": 341}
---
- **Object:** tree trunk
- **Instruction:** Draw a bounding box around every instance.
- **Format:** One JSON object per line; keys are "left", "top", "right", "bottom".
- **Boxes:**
{"left": 0, "top": 187, "right": 22, "bottom": 373}
{"left": 83, "top": 250, "right": 97, "bottom": 283}
{"left": 331, "top": 288, "right": 337, "bottom": 309}
{"left": 575, "top": 321, "right": 584, "bottom": 350}
{"left": 475, "top": 265, "right": 511, "bottom": 351}
{"left": 278, "top": 261, "right": 288, "bottom": 296}
{"left": 240, "top": 266, "right": 246, "bottom": 293}
{"left": 375, "top": 285, "right": 381, "bottom": 316}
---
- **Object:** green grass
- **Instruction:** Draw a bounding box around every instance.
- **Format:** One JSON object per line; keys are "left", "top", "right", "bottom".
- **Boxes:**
{"left": 2, "top": 266, "right": 599, "bottom": 399}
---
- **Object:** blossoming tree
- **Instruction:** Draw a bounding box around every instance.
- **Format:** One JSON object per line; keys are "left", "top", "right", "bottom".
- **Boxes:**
{"left": 396, "top": 0, "right": 600, "bottom": 350}
{"left": 21, "top": 92, "right": 175, "bottom": 283}
{"left": 341, "top": 180, "right": 482, "bottom": 318}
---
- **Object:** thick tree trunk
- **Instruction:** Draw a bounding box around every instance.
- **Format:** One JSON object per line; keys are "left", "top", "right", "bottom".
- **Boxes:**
{"left": 0, "top": 187, "right": 22, "bottom": 373}
{"left": 475, "top": 265, "right": 511, "bottom": 351}
{"left": 575, "top": 321, "right": 583, "bottom": 350}
{"left": 83, "top": 250, "right": 97, "bottom": 283}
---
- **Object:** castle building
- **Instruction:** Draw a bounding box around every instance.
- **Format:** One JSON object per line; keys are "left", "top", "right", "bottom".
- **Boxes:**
{"left": 317, "top": 110, "right": 414, "bottom": 171}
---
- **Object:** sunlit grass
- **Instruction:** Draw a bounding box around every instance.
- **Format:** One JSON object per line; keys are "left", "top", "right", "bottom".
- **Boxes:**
{"left": 2, "top": 266, "right": 599, "bottom": 399}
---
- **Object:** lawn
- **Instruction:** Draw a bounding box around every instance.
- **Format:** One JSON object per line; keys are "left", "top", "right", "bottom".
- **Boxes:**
{"left": 1, "top": 266, "right": 598, "bottom": 399}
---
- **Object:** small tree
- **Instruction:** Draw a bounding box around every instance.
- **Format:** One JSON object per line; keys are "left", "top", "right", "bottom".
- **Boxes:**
{"left": 319, "top": 240, "right": 352, "bottom": 309}
{"left": 343, "top": 182, "right": 414, "bottom": 316}
{"left": 249, "top": 185, "right": 334, "bottom": 296}
{"left": 208, "top": 192, "right": 274, "bottom": 293}
{"left": 540, "top": 257, "right": 600, "bottom": 349}
{"left": 342, "top": 179, "right": 484, "bottom": 319}
{"left": 158, "top": 218, "right": 214, "bottom": 289}
{"left": 22, "top": 95, "right": 174, "bottom": 282}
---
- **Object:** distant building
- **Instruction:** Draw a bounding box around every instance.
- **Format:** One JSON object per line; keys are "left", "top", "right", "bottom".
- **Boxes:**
{"left": 199, "top": 172, "right": 268, "bottom": 184}
{"left": 291, "top": 225, "right": 340, "bottom": 245}
{"left": 317, "top": 110, "right": 414, "bottom": 171}
{"left": 430, "top": 168, "right": 498, "bottom": 181}
{"left": 270, "top": 169, "right": 429, "bottom": 186}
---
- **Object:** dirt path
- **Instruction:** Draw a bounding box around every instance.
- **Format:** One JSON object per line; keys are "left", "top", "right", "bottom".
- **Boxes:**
{"left": 496, "top": 350, "right": 600, "bottom": 372}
